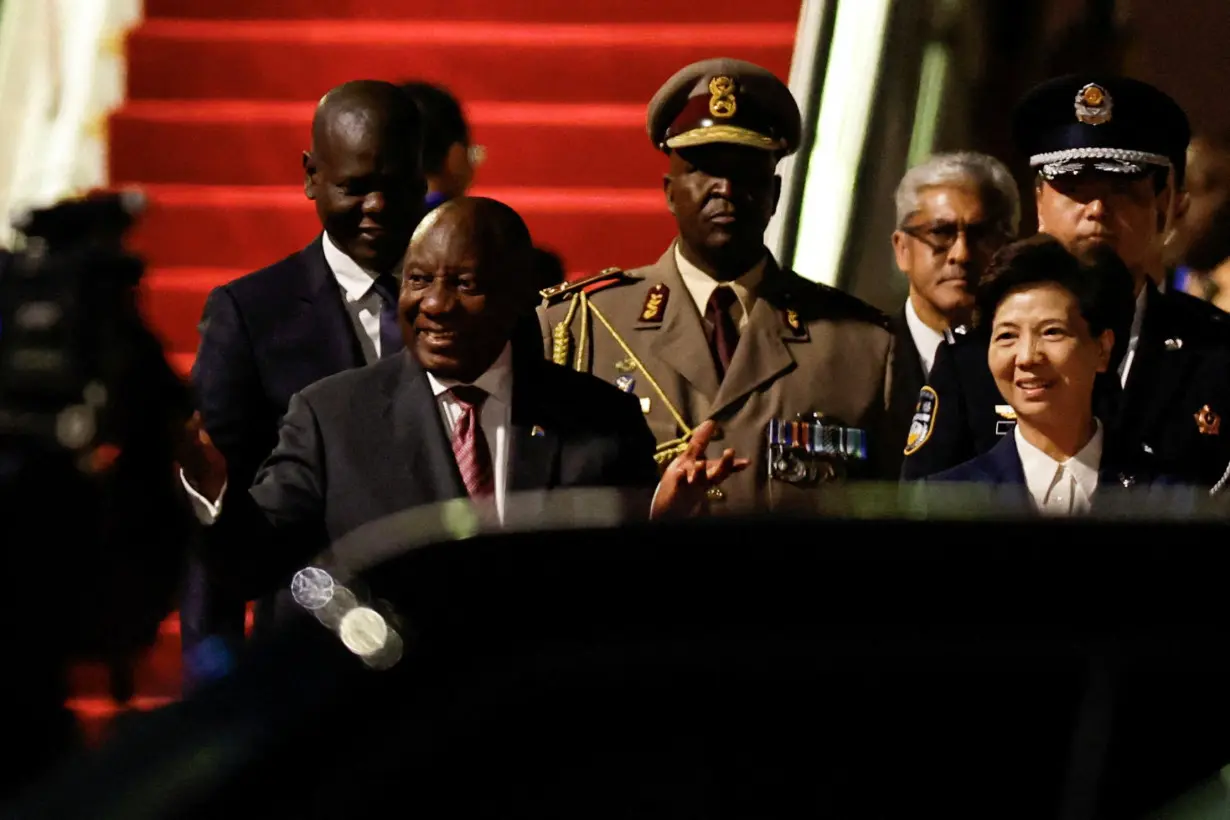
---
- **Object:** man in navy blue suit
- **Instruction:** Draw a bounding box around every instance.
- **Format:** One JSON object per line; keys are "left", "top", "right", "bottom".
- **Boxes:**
{"left": 181, "top": 79, "right": 428, "bottom": 685}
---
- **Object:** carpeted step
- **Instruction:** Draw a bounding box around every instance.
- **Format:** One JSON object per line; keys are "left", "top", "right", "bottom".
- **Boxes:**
{"left": 139, "top": 268, "right": 246, "bottom": 354}
{"left": 68, "top": 616, "right": 184, "bottom": 701}
{"left": 128, "top": 184, "right": 676, "bottom": 275}
{"left": 126, "top": 20, "right": 795, "bottom": 102}
{"left": 68, "top": 696, "right": 176, "bottom": 746}
{"left": 110, "top": 100, "right": 661, "bottom": 189}
{"left": 146, "top": 0, "right": 801, "bottom": 23}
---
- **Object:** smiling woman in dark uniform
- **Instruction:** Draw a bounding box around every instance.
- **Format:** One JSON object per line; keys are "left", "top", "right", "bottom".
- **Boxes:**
{"left": 928, "top": 234, "right": 1151, "bottom": 512}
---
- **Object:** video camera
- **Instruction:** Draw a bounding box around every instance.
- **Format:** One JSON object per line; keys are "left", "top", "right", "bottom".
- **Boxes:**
{"left": 0, "top": 192, "right": 195, "bottom": 691}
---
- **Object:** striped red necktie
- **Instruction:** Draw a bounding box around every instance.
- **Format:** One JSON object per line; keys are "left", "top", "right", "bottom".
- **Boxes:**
{"left": 449, "top": 385, "right": 495, "bottom": 498}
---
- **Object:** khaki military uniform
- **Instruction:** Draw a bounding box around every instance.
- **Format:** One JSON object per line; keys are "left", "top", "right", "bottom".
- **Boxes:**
{"left": 538, "top": 244, "right": 898, "bottom": 514}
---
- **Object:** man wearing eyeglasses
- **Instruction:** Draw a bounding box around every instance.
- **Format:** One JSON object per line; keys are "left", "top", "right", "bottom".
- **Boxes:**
{"left": 902, "top": 75, "right": 1230, "bottom": 490}
{"left": 887, "top": 153, "right": 1020, "bottom": 454}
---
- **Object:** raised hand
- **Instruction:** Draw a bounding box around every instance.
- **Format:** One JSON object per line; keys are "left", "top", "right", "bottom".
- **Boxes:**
{"left": 650, "top": 420, "right": 750, "bottom": 519}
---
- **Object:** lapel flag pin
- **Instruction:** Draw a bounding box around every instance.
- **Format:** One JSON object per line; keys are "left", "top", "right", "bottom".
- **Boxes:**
{"left": 531, "top": 425, "right": 545, "bottom": 437}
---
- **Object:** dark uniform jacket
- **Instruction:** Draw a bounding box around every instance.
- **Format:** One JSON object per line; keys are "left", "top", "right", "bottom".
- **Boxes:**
{"left": 901, "top": 283, "right": 1230, "bottom": 490}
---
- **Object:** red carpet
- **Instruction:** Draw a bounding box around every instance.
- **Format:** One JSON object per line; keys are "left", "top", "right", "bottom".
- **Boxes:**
{"left": 98, "top": 0, "right": 798, "bottom": 732}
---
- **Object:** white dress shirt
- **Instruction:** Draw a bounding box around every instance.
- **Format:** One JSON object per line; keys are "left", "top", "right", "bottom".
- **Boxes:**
{"left": 1118, "top": 286, "right": 1147, "bottom": 387}
{"left": 904, "top": 297, "right": 946, "bottom": 377}
{"left": 674, "top": 244, "right": 766, "bottom": 330}
{"left": 426, "top": 342, "right": 514, "bottom": 523}
{"left": 322, "top": 231, "right": 397, "bottom": 365}
{"left": 183, "top": 343, "right": 516, "bottom": 526}
{"left": 1014, "top": 420, "right": 1103, "bottom": 515}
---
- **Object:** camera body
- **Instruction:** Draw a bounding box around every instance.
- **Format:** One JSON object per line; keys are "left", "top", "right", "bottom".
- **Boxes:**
{"left": 0, "top": 192, "right": 195, "bottom": 670}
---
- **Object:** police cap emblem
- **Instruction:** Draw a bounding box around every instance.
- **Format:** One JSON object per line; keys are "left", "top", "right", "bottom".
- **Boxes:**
{"left": 1075, "top": 83, "right": 1112, "bottom": 126}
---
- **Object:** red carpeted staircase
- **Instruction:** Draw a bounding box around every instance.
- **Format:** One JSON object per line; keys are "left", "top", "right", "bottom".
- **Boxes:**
{"left": 85, "top": 0, "right": 798, "bottom": 734}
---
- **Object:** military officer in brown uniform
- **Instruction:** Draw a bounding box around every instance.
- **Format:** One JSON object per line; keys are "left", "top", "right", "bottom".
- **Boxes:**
{"left": 538, "top": 58, "right": 896, "bottom": 513}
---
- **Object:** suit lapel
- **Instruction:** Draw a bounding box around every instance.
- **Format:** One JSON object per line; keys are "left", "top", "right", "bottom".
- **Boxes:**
{"left": 889, "top": 309, "right": 926, "bottom": 435}
{"left": 507, "top": 351, "right": 563, "bottom": 493}
{"left": 643, "top": 246, "right": 721, "bottom": 401}
{"left": 1119, "top": 285, "right": 1196, "bottom": 437}
{"left": 708, "top": 261, "right": 797, "bottom": 418}
{"left": 985, "top": 433, "right": 1028, "bottom": 485}
{"left": 386, "top": 353, "right": 467, "bottom": 503}
{"left": 300, "top": 235, "right": 366, "bottom": 372}
{"left": 890, "top": 309, "right": 926, "bottom": 398}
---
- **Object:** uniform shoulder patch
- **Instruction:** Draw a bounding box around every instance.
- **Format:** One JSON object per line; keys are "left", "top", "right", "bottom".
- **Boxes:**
{"left": 539, "top": 267, "right": 634, "bottom": 303}
{"left": 903, "top": 386, "right": 938, "bottom": 456}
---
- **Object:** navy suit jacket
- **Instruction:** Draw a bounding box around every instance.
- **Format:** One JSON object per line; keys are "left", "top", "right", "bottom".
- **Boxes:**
{"left": 184, "top": 236, "right": 367, "bottom": 664}
{"left": 923, "top": 430, "right": 1199, "bottom": 516}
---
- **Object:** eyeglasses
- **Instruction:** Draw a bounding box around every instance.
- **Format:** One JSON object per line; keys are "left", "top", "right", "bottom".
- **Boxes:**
{"left": 900, "top": 219, "right": 1010, "bottom": 254}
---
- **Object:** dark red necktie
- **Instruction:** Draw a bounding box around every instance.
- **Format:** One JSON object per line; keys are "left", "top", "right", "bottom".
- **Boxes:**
{"left": 705, "top": 286, "right": 740, "bottom": 379}
{"left": 449, "top": 386, "right": 494, "bottom": 498}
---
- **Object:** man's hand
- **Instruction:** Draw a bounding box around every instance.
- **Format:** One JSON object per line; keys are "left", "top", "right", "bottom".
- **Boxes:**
{"left": 176, "top": 411, "right": 228, "bottom": 502}
{"left": 650, "top": 420, "right": 750, "bottom": 519}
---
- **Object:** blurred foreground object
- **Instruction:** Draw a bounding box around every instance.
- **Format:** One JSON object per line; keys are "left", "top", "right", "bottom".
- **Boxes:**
{"left": 11, "top": 487, "right": 1230, "bottom": 819}
{"left": 0, "top": 191, "right": 195, "bottom": 801}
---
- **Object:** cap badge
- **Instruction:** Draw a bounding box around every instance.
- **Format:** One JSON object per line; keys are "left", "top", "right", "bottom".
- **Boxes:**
{"left": 708, "top": 76, "right": 737, "bottom": 119}
{"left": 1075, "top": 83, "right": 1113, "bottom": 126}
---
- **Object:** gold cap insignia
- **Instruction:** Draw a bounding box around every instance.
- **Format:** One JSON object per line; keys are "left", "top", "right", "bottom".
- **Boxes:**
{"left": 1195, "top": 404, "right": 1221, "bottom": 436}
{"left": 640, "top": 283, "right": 669, "bottom": 322}
{"left": 1075, "top": 83, "right": 1112, "bottom": 126}
{"left": 708, "top": 76, "right": 737, "bottom": 119}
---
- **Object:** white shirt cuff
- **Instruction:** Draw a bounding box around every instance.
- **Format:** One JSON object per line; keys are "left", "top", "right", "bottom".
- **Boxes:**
{"left": 180, "top": 468, "right": 226, "bottom": 526}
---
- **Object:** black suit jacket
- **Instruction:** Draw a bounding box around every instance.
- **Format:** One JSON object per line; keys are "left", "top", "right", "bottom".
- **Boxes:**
{"left": 901, "top": 284, "right": 1230, "bottom": 487}
{"left": 886, "top": 308, "right": 927, "bottom": 472}
{"left": 185, "top": 237, "right": 366, "bottom": 654}
{"left": 203, "top": 347, "right": 660, "bottom": 600}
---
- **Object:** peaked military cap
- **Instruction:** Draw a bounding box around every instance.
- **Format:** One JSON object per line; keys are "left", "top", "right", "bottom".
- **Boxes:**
{"left": 1012, "top": 74, "right": 1191, "bottom": 185}
{"left": 646, "top": 57, "right": 801, "bottom": 157}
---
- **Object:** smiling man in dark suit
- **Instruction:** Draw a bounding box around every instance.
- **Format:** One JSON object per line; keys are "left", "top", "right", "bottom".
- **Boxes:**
{"left": 179, "top": 197, "right": 744, "bottom": 601}
{"left": 182, "top": 79, "right": 427, "bottom": 682}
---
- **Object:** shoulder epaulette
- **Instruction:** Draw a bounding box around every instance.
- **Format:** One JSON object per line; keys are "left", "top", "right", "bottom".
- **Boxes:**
{"left": 540, "top": 267, "right": 632, "bottom": 303}
{"left": 797, "top": 279, "right": 891, "bottom": 329}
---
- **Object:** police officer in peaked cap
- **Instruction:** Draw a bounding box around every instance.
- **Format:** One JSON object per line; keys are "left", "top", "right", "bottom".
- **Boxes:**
{"left": 539, "top": 57, "right": 901, "bottom": 514}
{"left": 902, "top": 74, "right": 1230, "bottom": 490}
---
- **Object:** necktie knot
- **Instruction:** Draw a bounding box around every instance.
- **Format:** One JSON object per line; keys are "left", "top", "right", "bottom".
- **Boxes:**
{"left": 704, "top": 285, "right": 740, "bottom": 379}
{"left": 371, "top": 273, "right": 399, "bottom": 307}
{"left": 451, "top": 385, "right": 488, "bottom": 411}
{"left": 708, "top": 285, "right": 738, "bottom": 312}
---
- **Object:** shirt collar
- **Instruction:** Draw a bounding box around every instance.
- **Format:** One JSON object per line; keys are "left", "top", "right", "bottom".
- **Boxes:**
{"left": 903, "top": 296, "right": 946, "bottom": 376}
{"left": 673, "top": 243, "right": 766, "bottom": 325}
{"left": 1014, "top": 419, "right": 1103, "bottom": 502}
{"left": 322, "top": 231, "right": 386, "bottom": 302}
{"left": 424, "top": 342, "right": 514, "bottom": 405}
